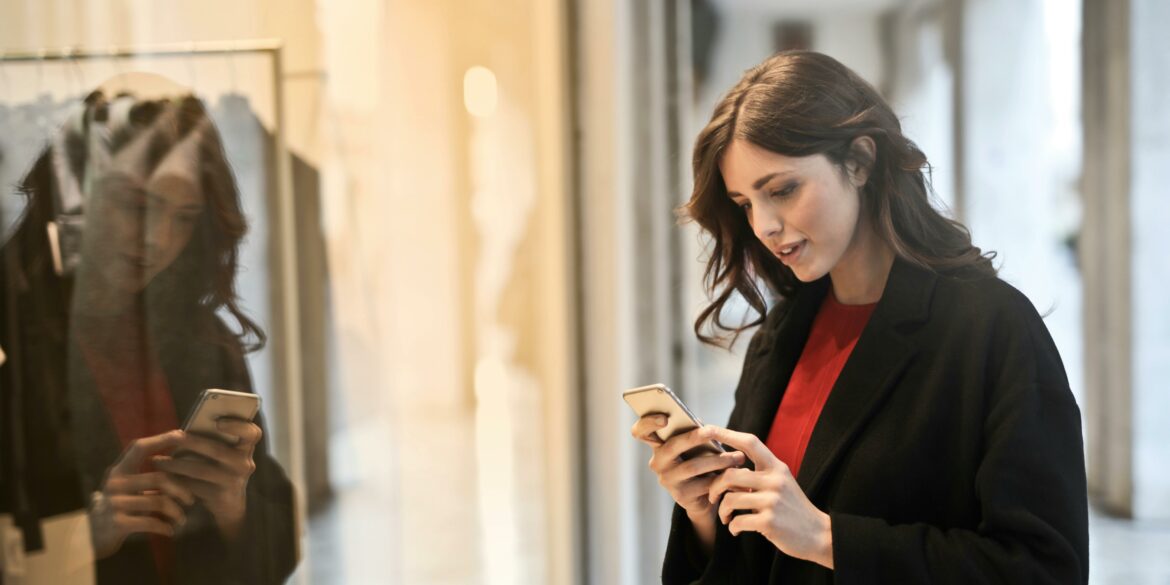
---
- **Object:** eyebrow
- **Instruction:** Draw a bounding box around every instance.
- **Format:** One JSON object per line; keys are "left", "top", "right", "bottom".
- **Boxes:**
{"left": 726, "top": 171, "right": 794, "bottom": 197}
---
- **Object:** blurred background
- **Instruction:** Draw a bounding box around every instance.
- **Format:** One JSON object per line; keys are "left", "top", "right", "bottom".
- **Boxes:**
{"left": 0, "top": 0, "right": 1167, "bottom": 583}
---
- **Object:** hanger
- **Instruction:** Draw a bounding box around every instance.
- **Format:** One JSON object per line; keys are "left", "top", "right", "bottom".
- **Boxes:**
{"left": 111, "top": 45, "right": 131, "bottom": 97}
{"left": 226, "top": 48, "right": 239, "bottom": 96}
{"left": 0, "top": 57, "right": 11, "bottom": 104}
{"left": 186, "top": 43, "right": 198, "bottom": 96}
{"left": 67, "top": 47, "right": 85, "bottom": 100}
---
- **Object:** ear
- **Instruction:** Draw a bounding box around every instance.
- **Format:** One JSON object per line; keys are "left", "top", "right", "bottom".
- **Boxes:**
{"left": 845, "top": 136, "right": 876, "bottom": 188}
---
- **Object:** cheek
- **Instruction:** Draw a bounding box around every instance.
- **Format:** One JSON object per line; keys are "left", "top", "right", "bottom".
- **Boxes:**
{"left": 147, "top": 222, "right": 199, "bottom": 280}
{"left": 164, "top": 222, "right": 198, "bottom": 263}
{"left": 808, "top": 186, "right": 859, "bottom": 245}
{"left": 87, "top": 206, "right": 143, "bottom": 252}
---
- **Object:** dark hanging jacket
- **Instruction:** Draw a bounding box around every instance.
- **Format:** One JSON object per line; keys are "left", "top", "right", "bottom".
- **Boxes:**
{"left": 662, "top": 258, "right": 1089, "bottom": 584}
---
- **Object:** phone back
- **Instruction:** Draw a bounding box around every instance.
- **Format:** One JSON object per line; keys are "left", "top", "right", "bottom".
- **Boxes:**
{"left": 184, "top": 389, "right": 261, "bottom": 443}
{"left": 623, "top": 385, "right": 702, "bottom": 442}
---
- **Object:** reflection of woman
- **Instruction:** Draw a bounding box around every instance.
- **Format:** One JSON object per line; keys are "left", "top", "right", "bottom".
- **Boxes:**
{"left": 632, "top": 51, "right": 1088, "bottom": 583}
{"left": 0, "top": 87, "right": 296, "bottom": 584}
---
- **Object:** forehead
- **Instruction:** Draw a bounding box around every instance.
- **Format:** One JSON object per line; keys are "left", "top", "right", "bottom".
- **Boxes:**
{"left": 718, "top": 139, "right": 821, "bottom": 193}
{"left": 144, "top": 170, "right": 204, "bottom": 207}
{"left": 142, "top": 138, "right": 206, "bottom": 207}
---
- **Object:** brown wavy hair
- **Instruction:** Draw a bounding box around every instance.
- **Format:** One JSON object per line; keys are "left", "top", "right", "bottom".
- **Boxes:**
{"left": 9, "top": 91, "right": 265, "bottom": 353}
{"left": 683, "top": 50, "right": 995, "bottom": 346}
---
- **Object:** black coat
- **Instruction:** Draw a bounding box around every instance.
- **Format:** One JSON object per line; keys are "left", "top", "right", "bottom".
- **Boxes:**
{"left": 0, "top": 185, "right": 298, "bottom": 584}
{"left": 662, "top": 259, "right": 1089, "bottom": 584}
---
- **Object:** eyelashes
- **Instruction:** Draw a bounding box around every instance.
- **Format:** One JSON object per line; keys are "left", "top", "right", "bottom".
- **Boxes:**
{"left": 736, "top": 181, "right": 799, "bottom": 212}
{"left": 772, "top": 182, "right": 799, "bottom": 198}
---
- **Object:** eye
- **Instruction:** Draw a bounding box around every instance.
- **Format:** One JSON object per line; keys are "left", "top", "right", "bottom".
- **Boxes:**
{"left": 116, "top": 190, "right": 148, "bottom": 211}
{"left": 771, "top": 182, "right": 799, "bottom": 198}
{"left": 738, "top": 201, "right": 752, "bottom": 212}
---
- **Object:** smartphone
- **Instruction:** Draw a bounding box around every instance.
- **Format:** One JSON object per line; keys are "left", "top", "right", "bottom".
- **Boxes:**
{"left": 623, "top": 384, "right": 725, "bottom": 459}
{"left": 181, "top": 388, "right": 261, "bottom": 444}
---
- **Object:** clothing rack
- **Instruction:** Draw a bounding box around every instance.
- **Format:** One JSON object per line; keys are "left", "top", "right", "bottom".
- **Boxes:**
{"left": 0, "top": 40, "right": 307, "bottom": 538}
{"left": 0, "top": 39, "right": 283, "bottom": 62}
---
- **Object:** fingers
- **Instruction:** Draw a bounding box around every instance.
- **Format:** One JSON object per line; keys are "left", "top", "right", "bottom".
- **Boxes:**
{"left": 153, "top": 454, "right": 250, "bottom": 490}
{"left": 703, "top": 426, "right": 775, "bottom": 469}
{"left": 727, "top": 510, "right": 771, "bottom": 537}
{"left": 108, "top": 494, "right": 186, "bottom": 527}
{"left": 215, "top": 419, "right": 262, "bottom": 449}
{"left": 113, "top": 431, "right": 184, "bottom": 474}
{"left": 630, "top": 414, "right": 668, "bottom": 446}
{"left": 653, "top": 426, "right": 722, "bottom": 468}
{"left": 717, "top": 490, "right": 775, "bottom": 524}
{"left": 174, "top": 432, "right": 246, "bottom": 464}
{"left": 114, "top": 513, "right": 176, "bottom": 538}
{"left": 661, "top": 450, "right": 744, "bottom": 488}
{"left": 708, "top": 466, "right": 772, "bottom": 505}
{"left": 107, "top": 471, "right": 196, "bottom": 506}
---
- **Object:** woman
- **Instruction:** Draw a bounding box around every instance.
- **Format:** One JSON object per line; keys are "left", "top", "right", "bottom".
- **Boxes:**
{"left": 0, "top": 83, "right": 297, "bottom": 584}
{"left": 632, "top": 51, "right": 1088, "bottom": 584}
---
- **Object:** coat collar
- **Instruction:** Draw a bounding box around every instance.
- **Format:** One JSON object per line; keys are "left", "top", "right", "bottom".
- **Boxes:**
{"left": 736, "top": 257, "right": 937, "bottom": 499}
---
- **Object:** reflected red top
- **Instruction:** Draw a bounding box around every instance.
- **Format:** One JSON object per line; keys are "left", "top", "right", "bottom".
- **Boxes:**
{"left": 765, "top": 292, "right": 877, "bottom": 479}
{"left": 75, "top": 311, "right": 178, "bottom": 584}
{"left": 75, "top": 312, "right": 179, "bottom": 446}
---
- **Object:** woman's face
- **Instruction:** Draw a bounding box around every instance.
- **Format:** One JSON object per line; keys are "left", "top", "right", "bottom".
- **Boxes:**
{"left": 719, "top": 139, "right": 866, "bottom": 283}
{"left": 83, "top": 144, "right": 206, "bottom": 294}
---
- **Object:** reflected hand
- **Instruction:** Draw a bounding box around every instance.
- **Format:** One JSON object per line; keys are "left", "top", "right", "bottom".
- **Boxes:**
{"left": 705, "top": 426, "right": 834, "bottom": 569}
{"left": 152, "top": 419, "right": 262, "bottom": 542}
{"left": 90, "top": 431, "right": 195, "bottom": 559}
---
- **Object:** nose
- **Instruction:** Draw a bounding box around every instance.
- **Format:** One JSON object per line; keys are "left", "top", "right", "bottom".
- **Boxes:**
{"left": 751, "top": 203, "right": 783, "bottom": 241}
{"left": 145, "top": 212, "right": 172, "bottom": 259}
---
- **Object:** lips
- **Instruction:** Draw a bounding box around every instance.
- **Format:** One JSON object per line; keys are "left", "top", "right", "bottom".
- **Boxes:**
{"left": 773, "top": 240, "right": 805, "bottom": 264}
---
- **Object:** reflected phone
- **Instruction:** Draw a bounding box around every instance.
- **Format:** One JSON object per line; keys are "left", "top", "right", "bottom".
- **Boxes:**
{"left": 622, "top": 384, "right": 725, "bottom": 459}
{"left": 181, "top": 388, "right": 261, "bottom": 444}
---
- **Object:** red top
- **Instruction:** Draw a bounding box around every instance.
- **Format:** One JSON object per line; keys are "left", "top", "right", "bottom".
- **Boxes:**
{"left": 764, "top": 292, "right": 877, "bottom": 479}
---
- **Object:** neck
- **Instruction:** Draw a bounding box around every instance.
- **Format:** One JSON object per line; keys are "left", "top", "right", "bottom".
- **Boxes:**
{"left": 72, "top": 266, "right": 138, "bottom": 318}
{"left": 828, "top": 218, "right": 895, "bottom": 305}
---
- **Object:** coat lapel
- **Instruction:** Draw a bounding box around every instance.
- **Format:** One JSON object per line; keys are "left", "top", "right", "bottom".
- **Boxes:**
{"left": 795, "top": 258, "right": 936, "bottom": 498}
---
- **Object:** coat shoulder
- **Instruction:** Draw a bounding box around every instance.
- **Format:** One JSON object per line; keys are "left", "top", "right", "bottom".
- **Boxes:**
{"left": 933, "top": 272, "right": 1044, "bottom": 328}
{"left": 933, "top": 272, "right": 1069, "bottom": 388}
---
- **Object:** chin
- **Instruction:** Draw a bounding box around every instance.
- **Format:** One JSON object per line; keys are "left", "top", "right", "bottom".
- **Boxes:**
{"left": 789, "top": 263, "right": 828, "bottom": 283}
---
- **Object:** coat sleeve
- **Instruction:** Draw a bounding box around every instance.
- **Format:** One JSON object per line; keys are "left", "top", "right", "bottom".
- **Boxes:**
{"left": 830, "top": 293, "right": 1089, "bottom": 584}
{"left": 661, "top": 323, "right": 778, "bottom": 585}
{"left": 175, "top": 334, "right": 299, "bottom": 585}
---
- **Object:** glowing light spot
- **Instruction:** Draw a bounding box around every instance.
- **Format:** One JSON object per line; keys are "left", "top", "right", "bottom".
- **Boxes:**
{"left": 463, "top": 66, "right": 498, "bottom": 118}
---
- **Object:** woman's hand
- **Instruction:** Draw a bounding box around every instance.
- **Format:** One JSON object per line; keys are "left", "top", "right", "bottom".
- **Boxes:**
{"left": 631, "top": 415, "right": 746, "bottom": 517}
{"left": 90, "top": 431, "right": 196, "bottom": 559}
{"left": 705, "top": 426, "right": 835, "bottom": 569}
{"left": 151, "top": 419, "right": 262, "bottom": 542}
